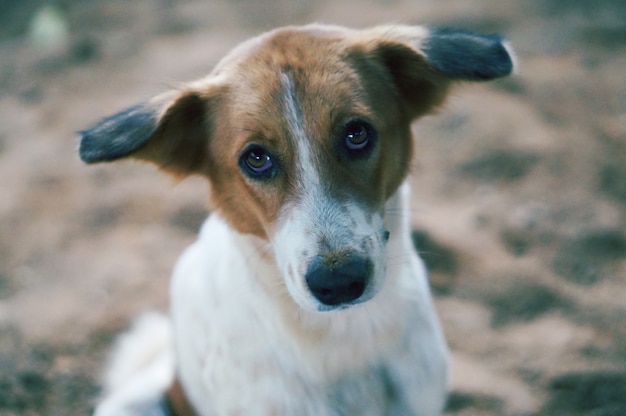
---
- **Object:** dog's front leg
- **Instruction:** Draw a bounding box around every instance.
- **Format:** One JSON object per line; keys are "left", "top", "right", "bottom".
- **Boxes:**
{"left": 383, "top": 323, "right": 448, "bottom": 416}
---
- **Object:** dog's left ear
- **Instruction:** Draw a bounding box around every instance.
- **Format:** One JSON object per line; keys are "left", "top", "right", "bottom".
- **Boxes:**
{"left": 363, "top": 25, "right": 515, "bottom": 117}
{"left": 79, "top": 85, "right": 221, "bottom": 177}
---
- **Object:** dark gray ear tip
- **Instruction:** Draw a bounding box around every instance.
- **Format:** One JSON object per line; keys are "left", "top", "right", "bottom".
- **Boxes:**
{"left": 78, "top": 130, "right": 109, "bottom": 163}
{"left": 477, "top": 38, "right": 515, "bottom": 79}
{"left": 76, "top": 103, "right": 159, "bottom": 164}
{"left": 424, "top": 28, "right": 516, "bottom": 81}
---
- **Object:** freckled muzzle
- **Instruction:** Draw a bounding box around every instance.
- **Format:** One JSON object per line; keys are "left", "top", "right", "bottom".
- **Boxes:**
{"left": 304, "top": 255, "right": 372, "bottom": 308}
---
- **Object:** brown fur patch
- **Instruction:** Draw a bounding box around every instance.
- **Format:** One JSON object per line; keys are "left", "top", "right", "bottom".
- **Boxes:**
{"left": 104, "top": 25, "right": 457, "bottom": 238}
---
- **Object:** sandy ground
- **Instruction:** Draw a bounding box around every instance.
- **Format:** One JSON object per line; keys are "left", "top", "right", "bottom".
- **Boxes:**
{"left": 0, "top": 0, "right": 625, "bottom": 415}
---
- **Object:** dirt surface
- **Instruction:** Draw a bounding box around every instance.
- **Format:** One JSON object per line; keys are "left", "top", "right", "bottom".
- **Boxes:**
{"left": 1, "top": 1, "right": 625, "bottom": 415}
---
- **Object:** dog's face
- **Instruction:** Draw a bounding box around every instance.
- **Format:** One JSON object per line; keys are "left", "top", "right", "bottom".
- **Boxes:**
{"left": 80, "top": 25, "right": 514, "bottom": 312}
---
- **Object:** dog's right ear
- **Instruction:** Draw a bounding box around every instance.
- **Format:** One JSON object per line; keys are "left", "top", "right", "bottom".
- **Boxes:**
{"left": 79, "top": 85, "right": 221, "bottom": 177}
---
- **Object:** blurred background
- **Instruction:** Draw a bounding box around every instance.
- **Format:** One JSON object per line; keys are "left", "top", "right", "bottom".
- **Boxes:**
{"left": 0, "top": 0, "right": 625, "bottom": 415}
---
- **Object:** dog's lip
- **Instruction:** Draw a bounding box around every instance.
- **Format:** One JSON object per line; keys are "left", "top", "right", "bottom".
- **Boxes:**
{"left": 314, "top": 291, "right": 374, "bottom": 312}
{"left": 317, "top": 303, "right": 351, "bottom": 312}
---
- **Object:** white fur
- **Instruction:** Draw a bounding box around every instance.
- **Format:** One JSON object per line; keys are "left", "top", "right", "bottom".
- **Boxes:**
{"left": 95, "top": 312, "right": 174, "bottom": 416}
{"left": 92, "top": 185, "right": 448, "bottom": 416}
{"left": 169, "top": 183, "right": 448, "bottom": 415}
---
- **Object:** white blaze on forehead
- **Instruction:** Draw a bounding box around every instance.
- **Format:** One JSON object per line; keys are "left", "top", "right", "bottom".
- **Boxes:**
{"left": 280, "top": 72, "right": 321, "bottom": 191}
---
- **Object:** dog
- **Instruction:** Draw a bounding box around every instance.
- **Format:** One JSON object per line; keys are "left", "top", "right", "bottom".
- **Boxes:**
{"left": 80, "top": 24, "right": 514, "bottom": 416}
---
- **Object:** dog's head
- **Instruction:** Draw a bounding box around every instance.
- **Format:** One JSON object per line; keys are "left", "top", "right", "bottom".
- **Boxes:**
{"left": 80, "top": 25, "right": 514, "bottom": 312}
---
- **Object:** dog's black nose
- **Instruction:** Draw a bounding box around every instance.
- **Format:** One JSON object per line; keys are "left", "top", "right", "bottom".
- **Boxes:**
{"left": 305, "top": 256, "right": 369, "bottom": 306}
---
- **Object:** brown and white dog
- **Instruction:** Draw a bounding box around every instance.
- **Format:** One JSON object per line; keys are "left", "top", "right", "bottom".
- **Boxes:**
{"left": 80, "top": 24, "right": 514, "bottom": 416}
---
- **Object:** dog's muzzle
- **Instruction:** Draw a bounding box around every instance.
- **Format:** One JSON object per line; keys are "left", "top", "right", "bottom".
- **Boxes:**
{"left": 304, "top": 255, "right": 371, "bottom": 308}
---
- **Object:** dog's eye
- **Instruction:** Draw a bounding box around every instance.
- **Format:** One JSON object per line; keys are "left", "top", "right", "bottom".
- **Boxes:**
{"left": 343, "top": 120, "right": 375, "bottom": 154}
{"left": 240, "top": 145, "right": 275, "bottom": 178}
{"left": 345, "top": 122, "right": 368, "bottom": 150}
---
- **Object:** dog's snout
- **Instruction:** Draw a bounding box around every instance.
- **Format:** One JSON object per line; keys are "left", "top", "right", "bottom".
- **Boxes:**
{"left": 305, "top": 256, "right": 369, "bottom": 307}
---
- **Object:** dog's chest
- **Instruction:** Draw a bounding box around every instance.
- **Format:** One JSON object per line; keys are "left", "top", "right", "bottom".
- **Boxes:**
{"left": 172, "top": 287, "right": 403, "bottom": 415}
{"left": 182, "top": 331, "right": 404, "bottom": 416}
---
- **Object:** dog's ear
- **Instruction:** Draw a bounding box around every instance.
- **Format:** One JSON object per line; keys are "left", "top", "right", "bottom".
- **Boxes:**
{"left": 363, "top": 25, "right": 515, "bottom": 117}
{"left": 79, "top": 86, "right": 221, "bottom": 177}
